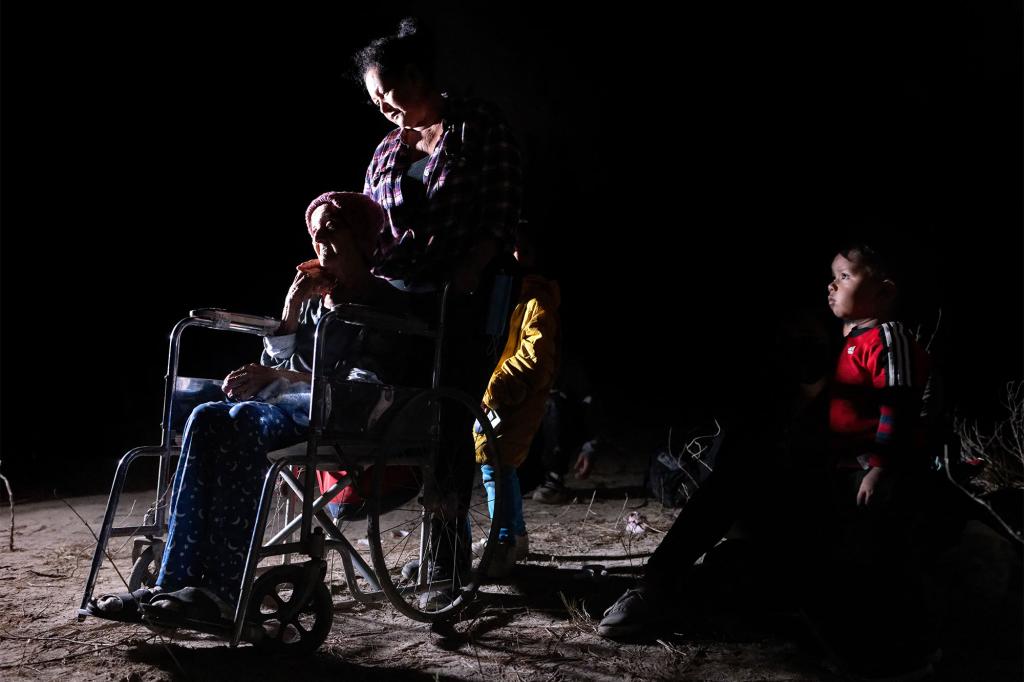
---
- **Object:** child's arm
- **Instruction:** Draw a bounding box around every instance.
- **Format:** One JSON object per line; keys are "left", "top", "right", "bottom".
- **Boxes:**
{"left": 854, "top": 388, "right": 916, "bottom": 505}
{"left": 856, "top": 464, "right": 885, "bottom": 506}
{"left": 856, "top": 323, "right": 929, "bottom": 503}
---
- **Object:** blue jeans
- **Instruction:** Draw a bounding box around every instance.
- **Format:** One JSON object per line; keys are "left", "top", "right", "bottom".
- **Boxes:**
{"left": 157, "top": 401, "right": 306, "bottom": 604}
{"left": 480, "top": 464, "right": 525, "bottom": 541}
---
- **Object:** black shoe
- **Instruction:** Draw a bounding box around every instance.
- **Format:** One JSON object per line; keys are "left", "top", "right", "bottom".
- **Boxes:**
{"left": 598, "top": 585, "right": 664, "bottom": 639}
{"left": 532, "top": 476, "right": 571, "bottom": 504}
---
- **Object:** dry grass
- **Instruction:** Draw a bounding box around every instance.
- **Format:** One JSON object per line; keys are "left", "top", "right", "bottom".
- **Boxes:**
{"left": 557, "top": 591, "right": 597, "bottom": 636}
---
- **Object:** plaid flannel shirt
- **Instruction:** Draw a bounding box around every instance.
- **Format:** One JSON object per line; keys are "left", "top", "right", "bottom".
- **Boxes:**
{"left": 363, "top": 95, "right": 522, "bottom": 286}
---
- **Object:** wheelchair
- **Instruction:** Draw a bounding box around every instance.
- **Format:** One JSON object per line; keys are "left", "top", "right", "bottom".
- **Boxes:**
{"left": 78, "top": 286, "right": 505, "bottom": 653}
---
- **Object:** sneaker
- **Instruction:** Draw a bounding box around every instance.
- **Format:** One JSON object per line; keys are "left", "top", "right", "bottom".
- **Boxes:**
{"left": 419, "top": 586, "right": 458, "bottom": 612}
{"left": 401, "top": 558, "right": 423, "bottom": 582}
{"left": 483, "top": 540, "right": 518, "bottom": 578}
{"left": 532, "top": 476, "right": 571, "bottom": 504}
{"left": 598, "top": 586, "right": 659, "bottom": 639}
{"left": 473, "top": 532, "right": 529, "bottom": 562}
{"left": 398, "top": 558, "right": 461, "bottom": 611}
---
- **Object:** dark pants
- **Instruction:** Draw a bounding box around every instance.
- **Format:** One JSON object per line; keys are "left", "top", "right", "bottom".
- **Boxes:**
{"left": 409, "top": 290, "right": 495, "bottom": 566}
{"left": 643, "top": 420, "right": 933, "bottom": 652}
{"left": 642, "top": 422, "right": 833, "bottom": 594}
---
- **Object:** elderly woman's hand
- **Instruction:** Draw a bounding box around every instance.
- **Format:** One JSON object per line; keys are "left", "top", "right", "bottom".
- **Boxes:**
{"left": 222, "top": 363, "right": 281, "bottom": 401}
{"left": 278, "top": 269, "right": 333, "bottom": 335}
{"left": 287, "top": 268, "right": 333, "bottom": 308}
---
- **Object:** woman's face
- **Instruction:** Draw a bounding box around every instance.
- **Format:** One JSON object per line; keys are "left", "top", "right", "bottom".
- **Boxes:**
{"left": 364, "top": 65, "right": 431, "bottom": 129}
{"left": 309, "top": 205, "right": 367, "bottom": 281}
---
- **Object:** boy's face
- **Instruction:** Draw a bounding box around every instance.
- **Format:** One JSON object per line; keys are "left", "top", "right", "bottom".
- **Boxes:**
{"left": 827, "top": 252, "right": 889, "bottom": 322}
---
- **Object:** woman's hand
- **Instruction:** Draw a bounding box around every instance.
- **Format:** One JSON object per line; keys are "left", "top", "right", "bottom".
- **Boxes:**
{"left": 573, "top": 451, "right": 593, "bottom": 479}
{"left": 856, "top": 466, "right": 885, "bottom": 506}
{"left": 279, "top": 269, "right": 330, "bottom": 335}
{"left": 288, "top": 269, "right": 331, "bottom": 307}
{"left": 222, "top": 363, "right": 281, "bottom": 401}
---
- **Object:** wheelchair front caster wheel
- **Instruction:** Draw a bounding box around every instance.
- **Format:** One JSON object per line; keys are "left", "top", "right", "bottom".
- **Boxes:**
{"left": 249, "top": 565, "right": 333, "bottom": 654}
{"left": 128, "top": 546, "right": 159, "bottom": 591}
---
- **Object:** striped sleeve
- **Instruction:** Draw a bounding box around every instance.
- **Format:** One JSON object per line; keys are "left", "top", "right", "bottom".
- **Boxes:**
{"left": 877, "top": 321, "right": 916, "bottom": 388}
{"left": 866, "top": 322, "right": 928, "bottom": 467}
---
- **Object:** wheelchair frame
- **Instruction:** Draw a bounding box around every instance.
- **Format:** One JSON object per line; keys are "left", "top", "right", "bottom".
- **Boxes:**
{"left": 78, "top": 286, "right": 504, "bottom": 650}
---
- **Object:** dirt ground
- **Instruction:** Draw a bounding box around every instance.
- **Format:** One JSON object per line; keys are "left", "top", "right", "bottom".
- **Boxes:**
{"left": 1, "top": 450, "right": 1021, "bottom": 682}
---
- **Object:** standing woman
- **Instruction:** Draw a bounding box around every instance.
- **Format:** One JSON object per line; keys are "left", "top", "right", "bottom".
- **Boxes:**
{"left": 354, "top": 18, "right": 523, "bottom": 602}
{"left": 357, "top": 17, "right": 521, "bottom": 298}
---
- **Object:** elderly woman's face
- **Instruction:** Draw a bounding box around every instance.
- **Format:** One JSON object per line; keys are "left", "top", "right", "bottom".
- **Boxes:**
{"left": 309, "top": 205, "right": 366, "bottom": 279}
{"left": 364, "top": 66, "right": 431, "bottom": 129}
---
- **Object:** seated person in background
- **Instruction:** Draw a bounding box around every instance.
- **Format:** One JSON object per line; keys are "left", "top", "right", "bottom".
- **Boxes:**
{"left": 529, "top": 348, "right": 610, "bottom": 504}
{"left": 86, "top": 192, "right": 406, "bottom": 624}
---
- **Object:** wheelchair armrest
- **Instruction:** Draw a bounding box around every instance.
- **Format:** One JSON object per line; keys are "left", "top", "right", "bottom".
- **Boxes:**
{"left": 190, "top": 308, "right": 281, "bottom": 336}
{"left": 329, "top": 303, "right": 434, "bottom": 337}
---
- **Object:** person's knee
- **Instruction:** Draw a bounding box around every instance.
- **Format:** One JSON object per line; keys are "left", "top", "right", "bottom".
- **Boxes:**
{"left": 187, "top": 401, "right": 232, "bottom": 430}
{"left": 227, "top": 401, "right": 271, "bottom": 430}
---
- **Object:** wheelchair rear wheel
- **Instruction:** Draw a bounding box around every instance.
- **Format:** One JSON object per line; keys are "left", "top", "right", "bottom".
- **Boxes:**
{"left": 366, "top": 388, "right": 504, "bottom": 622}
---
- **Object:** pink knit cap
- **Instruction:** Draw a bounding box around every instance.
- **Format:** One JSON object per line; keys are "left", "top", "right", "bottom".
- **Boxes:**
{"left": 304, "top": 192, "right": 385, "bottom": 258}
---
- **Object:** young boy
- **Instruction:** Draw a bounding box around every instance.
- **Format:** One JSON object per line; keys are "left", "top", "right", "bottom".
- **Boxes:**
{"left": 814, "top": 242, "right": 936, "bottom": 677}
{"left": 599, "top": 241, "right": 935, "bottom": 678}
{"left": 474, "top": 221, "right": 561, "bottom": 577}
{"left": 826, "top": 243, "right": 930, "bottom": 505}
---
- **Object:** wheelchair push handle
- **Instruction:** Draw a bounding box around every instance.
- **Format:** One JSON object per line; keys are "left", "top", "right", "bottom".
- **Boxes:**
{"left": 190, "top": 308, "right": 281, "bottom": 336}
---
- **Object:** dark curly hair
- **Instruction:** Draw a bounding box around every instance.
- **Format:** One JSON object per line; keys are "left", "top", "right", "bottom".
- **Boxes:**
{"left": 352, "top": 17, "right": 436, "bottom": 85}
{"left": 838, "top": 242, "right": 899, "bottom": 284}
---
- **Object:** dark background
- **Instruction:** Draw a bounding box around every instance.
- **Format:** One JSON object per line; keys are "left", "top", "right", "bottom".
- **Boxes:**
{"left": 2, "top": 2, "right": 1021, "bottom": 497}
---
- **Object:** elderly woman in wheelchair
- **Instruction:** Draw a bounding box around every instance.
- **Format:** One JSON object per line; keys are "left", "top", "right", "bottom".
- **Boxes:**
{"left": 81, "top": 191, "right": 505, "bottom": 651}
{"left": 85, "top": 192, "right": 409, "bottom": 625}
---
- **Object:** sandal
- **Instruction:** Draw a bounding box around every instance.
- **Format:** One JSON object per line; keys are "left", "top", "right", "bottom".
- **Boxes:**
{"left": 141, "top": 586, "right": 234, "bottom": 629}
{"left": 84, "top": 587, "right": 158, "bottom": 623}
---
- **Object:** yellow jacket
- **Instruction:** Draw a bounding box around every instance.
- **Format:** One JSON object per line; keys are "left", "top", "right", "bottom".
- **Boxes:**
{"left": 474, "top": 274, "right": 561, "bottom": 467}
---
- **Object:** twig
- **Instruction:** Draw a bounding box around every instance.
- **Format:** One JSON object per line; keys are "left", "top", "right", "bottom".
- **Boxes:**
{"left": 655, "top": 638, "right": 688, "bottom": 657}
{"left": 536, "top": 551, "right": 654, "bottom": 562}
{"left": 111, "top": 488, "right": 174, "bottom": 558}
{"left": 28, "top": 570, "right": 67, "bottom": 579}
{"left": 0, "top": 633, "right": 155, "bottom": 669}
{"left": 617, "top": 495, "right": 639, "bottom": 574}
{"left": 0, "top": 631, "right": 124, "bottom": 647}
{"left": 557, "top": 591, "right": 597, "bottom": 635}
{"left": 549, "top": 498, "right": 581, "bottom": 522}
{"left": 579, "top": 490, "right": 597, "bottom": 535}
{"left": 943, "top": 446, "right": 1023, "bottom": 545}
{"left": 57, "top": 495, "right": 130, "bottom": 589}
{"left": 54, "top": 491, "right": 194, "bottom": 678}
{"left": 155, "top": 634, "right": 189, "bottom": 678}
{"left": 0, "top": 459, "right": 14, "bottom": 551}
